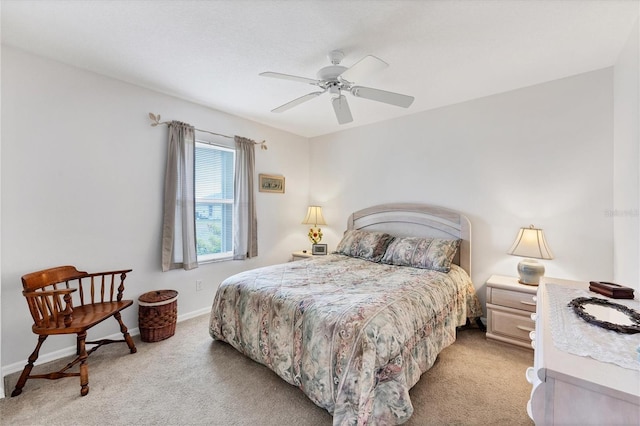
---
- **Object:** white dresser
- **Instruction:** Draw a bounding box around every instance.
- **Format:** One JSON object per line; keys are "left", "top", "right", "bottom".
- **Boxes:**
{"left": 528, "top": 278, "right": 640, "bottom": 425}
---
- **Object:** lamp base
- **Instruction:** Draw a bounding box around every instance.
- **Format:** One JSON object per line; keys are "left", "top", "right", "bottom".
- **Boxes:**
{"left": 517, "top": 258, "right": 545, "bottom": 286}
{"left": 307, "top": 227, "right": 323, "bottom": 245}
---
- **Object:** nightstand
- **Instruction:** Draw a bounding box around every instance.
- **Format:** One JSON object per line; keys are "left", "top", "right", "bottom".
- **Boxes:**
{"left": 486, "top": 275, "right": 537, "bottom": 350}
{"left": 291, "top": 250, "right": 313, "bottom": 261}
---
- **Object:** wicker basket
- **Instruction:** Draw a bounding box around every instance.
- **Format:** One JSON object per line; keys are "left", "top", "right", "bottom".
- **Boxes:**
{"left": 138, "top": 290, "right": 178, "bottom": 342}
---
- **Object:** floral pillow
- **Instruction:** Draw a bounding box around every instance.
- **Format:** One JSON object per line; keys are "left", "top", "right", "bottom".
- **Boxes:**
{"left": 335, "top": 229, "right": 395, "bottom": 262}
{"left": 380, "top": 237, "right": 461, "bottom": 272}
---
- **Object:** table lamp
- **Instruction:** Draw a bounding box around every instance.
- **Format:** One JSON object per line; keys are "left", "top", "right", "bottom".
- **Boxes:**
{"left": 302, "top": 206, "right": 327, "bottom": 245}
{"left": 507, "top": 225, "right": 553, "bottom": 285}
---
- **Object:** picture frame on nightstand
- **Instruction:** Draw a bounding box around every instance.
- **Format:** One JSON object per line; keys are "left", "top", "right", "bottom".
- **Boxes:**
{"left": 312, "top": 244, "right": 327, "bottom": 255}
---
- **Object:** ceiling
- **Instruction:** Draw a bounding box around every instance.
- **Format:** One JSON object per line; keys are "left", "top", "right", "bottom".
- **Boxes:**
{"left": 2, "top": 1, "right": 638, "bottom": 138}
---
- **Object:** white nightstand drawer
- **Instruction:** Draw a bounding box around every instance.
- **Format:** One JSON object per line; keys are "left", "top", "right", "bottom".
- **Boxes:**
{"left": 488, "top": 307, "right": 535, "bottom": 342}
{"left": 490, "top": 287, "right": 537, "bottom": 312}
{"left": 485, "top": 275, "right": 538, "bottom": 349}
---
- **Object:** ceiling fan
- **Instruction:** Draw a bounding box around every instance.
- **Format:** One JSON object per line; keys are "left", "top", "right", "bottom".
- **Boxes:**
{"left": 259, "top": 50, "right": 415, "bottom": 125}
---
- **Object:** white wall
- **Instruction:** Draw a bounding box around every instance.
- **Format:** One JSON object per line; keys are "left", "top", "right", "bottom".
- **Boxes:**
{"left": 310, "top": 69, "right": 615, "bottom": 308}
{"left": 0, "top": 15, "right": 4, "bottom": 397}
{"left": 1, "top": 47, "right": 311, "bottom": 368}
{"left": 613, "top": 17, "right": 640, "bottom": 291}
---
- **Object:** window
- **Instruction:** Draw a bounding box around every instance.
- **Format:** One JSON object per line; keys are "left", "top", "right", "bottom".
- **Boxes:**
{"left": 195, "top": 141, "right": 235, "bottom": 261}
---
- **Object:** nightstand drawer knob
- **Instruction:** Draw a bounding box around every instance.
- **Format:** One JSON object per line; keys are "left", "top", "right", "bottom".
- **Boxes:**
{"left": 529, "top": 330, "right": 536, "bottom": 341}
{"left": 532, "top": 296, "right": 537, "bottom": 303}
{"left": 530, "top": 313, "right": 537, "bottom": 321}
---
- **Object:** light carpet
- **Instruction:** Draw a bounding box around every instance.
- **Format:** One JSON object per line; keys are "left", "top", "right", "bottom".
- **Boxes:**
{"left": 1, "top": 314, "right": 534, "bottom": 425}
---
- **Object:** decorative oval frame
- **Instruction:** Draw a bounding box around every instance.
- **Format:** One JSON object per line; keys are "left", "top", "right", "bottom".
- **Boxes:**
{"left": 568, "top": 297, "right": 640, "bottom": 334}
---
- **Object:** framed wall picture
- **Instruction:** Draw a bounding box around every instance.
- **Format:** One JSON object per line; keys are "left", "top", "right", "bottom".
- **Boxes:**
{"left": 259, "top": 174, "right": 285, "bottom": 193}
{"left": 312, "top": 244, "right": 327, "bottom": 255}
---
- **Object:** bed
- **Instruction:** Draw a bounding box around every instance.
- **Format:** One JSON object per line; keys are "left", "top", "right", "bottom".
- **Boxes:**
{"left": 209, "top": 203, "right": 483, "bottom": 425}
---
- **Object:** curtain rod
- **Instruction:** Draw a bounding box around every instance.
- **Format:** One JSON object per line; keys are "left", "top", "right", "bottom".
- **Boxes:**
{"left": 148, "top": 113, "right": 267, "bottom": 149}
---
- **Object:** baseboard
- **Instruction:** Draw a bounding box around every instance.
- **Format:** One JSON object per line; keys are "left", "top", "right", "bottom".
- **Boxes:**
{"left": 178, "top": 306, "right": 211, "bottom": 322}
{"left": 1, "top": 307, "right": 211, "bottom": 389}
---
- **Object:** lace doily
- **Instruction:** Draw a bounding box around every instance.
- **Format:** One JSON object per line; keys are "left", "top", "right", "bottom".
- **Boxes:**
{"left": 546, "top": 283, "right": 640, "bottom": 371}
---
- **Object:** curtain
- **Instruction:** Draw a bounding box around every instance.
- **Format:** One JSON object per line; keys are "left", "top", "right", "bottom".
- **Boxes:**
{"left": 233, "top": 136, "right": 258, "bottom": 259}
{"left": 161, "top": 121, "right": 198, "bottom": 271}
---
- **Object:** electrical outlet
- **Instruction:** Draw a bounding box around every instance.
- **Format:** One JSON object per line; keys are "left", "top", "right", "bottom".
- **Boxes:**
{"left": 195, "top": 280, "right": 203, "bottom": 291}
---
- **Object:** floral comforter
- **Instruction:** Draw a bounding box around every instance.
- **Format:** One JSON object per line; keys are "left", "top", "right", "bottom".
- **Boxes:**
{"left": 209, "top": 254, "right": 482, "bottom": 425}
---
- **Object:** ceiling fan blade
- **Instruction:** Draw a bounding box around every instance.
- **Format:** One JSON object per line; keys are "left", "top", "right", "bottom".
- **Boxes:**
{"left": 272, "top": 91, "right": 325, "bottom": 113}
{"left": 350, "top": 86, "right": 414, "bottom": 108}
{"left": 339, "top": 55, "right": 388, "bottom": 83}
{"left": 332, "top": 95, "right": 353, "bottom": 124}
{"left": 259, "top": 71, "right": 320, "bottom": 86}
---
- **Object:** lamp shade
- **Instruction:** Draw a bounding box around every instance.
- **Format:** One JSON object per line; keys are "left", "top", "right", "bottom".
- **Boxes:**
{"left": 508, "top": 225, "right": 553, "bottom": 260}
{"left": 302, "top": 206, "right": 327, "bottom": 226}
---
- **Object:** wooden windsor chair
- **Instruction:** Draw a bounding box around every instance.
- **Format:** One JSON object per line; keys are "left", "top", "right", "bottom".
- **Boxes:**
{"left": 11, "top": 265, "right": 137, "bottom": 397}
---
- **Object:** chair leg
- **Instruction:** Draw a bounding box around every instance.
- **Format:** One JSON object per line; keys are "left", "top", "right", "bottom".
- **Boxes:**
{"left": 77, "top": 331, "right": 90, "bottom": 396}
{"left": 11, "top": 335, "right": 47, "bottom": 397}
{"left": 114, "top": 311, "right": 137, "bottom": 354}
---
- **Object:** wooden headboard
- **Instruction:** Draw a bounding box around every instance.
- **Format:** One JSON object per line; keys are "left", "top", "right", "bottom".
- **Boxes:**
{"left": 346, "top": 203, "right": 471, "bottom": 275}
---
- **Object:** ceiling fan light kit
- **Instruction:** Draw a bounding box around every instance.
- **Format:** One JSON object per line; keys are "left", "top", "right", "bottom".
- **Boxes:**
{"left": 260, "top": 50, "right": 415, "bottom": 124}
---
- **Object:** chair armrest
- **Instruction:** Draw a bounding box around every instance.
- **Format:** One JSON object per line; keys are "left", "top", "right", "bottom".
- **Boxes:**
{"left": 22, "top": 288, "right": 77, "bottom": 297}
